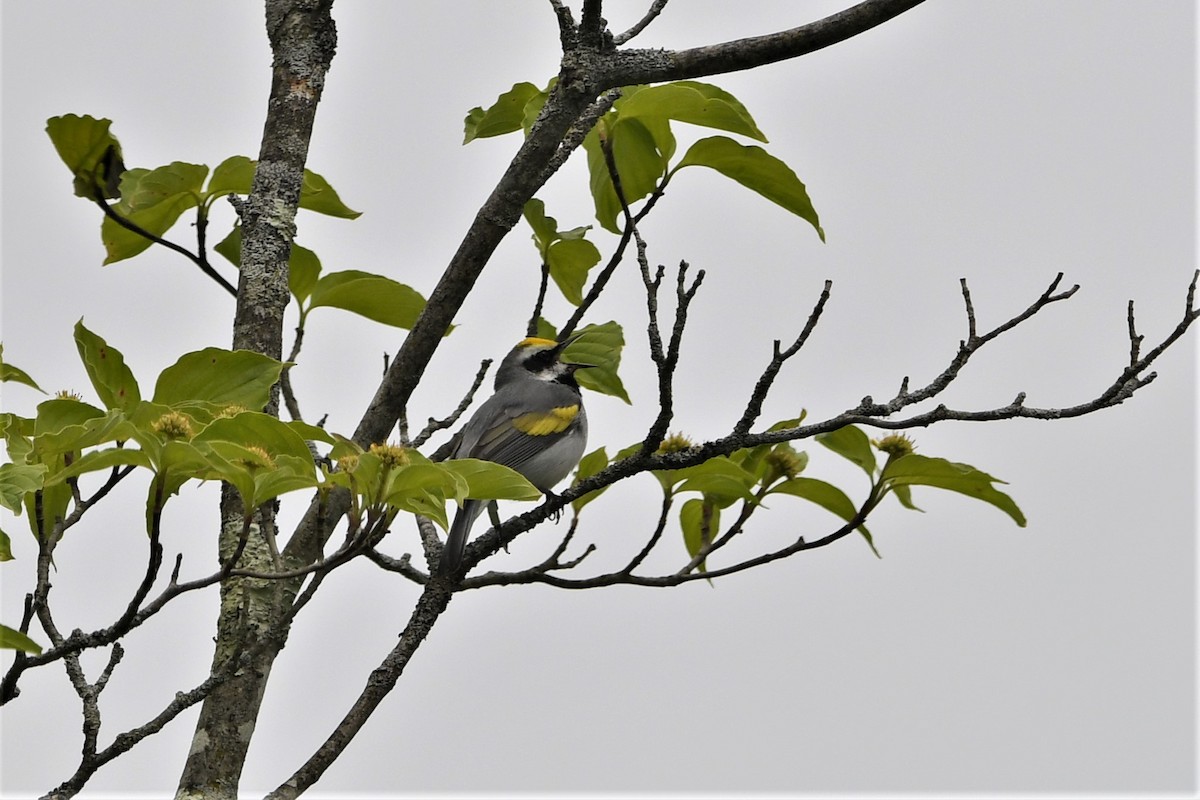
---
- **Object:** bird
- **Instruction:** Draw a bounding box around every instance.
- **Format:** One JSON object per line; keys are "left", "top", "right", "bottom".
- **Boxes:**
{"left": 437, "top": 335, "right": 590, "bottom": 577}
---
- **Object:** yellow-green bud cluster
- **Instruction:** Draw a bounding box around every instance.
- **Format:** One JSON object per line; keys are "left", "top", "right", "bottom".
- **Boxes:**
{"left": 369, "top": 443, "right": 410, "bottom": 468}
{"left": 151, "top": 411, "right": 195, "bottom": 441}
{"left": 656, "top": 432, "right": 694, "bottom": 456}
{"left": 872, "top": 433, "right": 916, "bottom": 460}
{"left": 764, "top": 445, "right": 804, "bottom": 483}
{"left": 236, "top": 445, "right": 275, "bottom": 471}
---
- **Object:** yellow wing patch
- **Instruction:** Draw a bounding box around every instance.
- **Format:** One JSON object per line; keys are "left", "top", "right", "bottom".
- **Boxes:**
{"left": 512, "top": 404, "right": 579, "bottom": 436}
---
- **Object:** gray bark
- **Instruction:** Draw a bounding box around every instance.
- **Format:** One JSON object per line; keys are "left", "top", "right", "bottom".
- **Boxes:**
{"left": 175, "top": 2, "right": 337, "bottom": 798}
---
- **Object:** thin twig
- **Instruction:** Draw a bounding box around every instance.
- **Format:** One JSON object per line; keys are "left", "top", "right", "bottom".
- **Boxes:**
{"left": 418, "top": 359, "right": 492, "bottom": 451}
{"left": 91, "top": 189, "right": 237, "bottom": 297}
{"left": 677, "top": 484, "right": 770, "bottom": 575}
{"left": 547, "top": 0, "right": 577, "bottom": 51}
{"left": 619, "top": 493, "right": 673, "bottom": 575}
{"left": 1127, "top": 300, "right": 1143, "bottom": 367}
{"left": 281, "top": 324, "right": 307, "bottom": 424}
{"left": 734, "top": 280, "right": 832, "bottom": 435}
{"left": 527, "top": 260, "right": 553, "bottom": 337}
{"left": 614, "top": 0, "right": 670, "bottom": 44}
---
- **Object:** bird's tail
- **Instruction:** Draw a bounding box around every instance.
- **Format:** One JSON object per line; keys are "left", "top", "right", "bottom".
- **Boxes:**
{"left": 438, "top": 499, "right": 483, "bottom": 577}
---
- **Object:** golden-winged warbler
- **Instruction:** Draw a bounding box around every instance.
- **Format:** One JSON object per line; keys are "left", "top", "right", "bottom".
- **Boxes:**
{"left": 438, "top": 336, "right": 590, "bottom": 576}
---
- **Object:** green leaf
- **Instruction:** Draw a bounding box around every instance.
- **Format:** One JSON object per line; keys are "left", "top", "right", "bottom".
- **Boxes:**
{"left": 45, "top": 114, "right": 124, "bottom": 199}
{"left": 156, "top": 438, "right": 221, "bottom": 481}
{"left": 892, "top": 484, "right": 922, "bottom": 512}
{"left": 206, "top": 155, "right": 256, "bottom": 196}
{"left": 585, "top": 118, "right": 669, "bottom": 233}
{"left": 535, "top": 317, "right": 558, "bottom": 341}
{"left": 382, "top": 463, "right": 463, "bottom": 530}
{"left": 0, "top": 530, "right": 12, "bottom": 561}
{"left": 464, "top": 82, "right": 542, "bottom": 143}
{"left": 213, "top": 226, "right": 239, "bottom": 265}
{"left": 0, "top": 344, "right": 45, "bottom": 394}
{"left": 571, "top": 446, "right": 610, "bottom": 514}
{"left": 614, "top": 87, "right": 678, "bottom": 163}
{"left": 522, "top": 83, "right": 553, "bottom": 135}
{"left": 251, "top": 454, "right": 321, "bottom": 505}
{"left": 190, "top": 441, "right": 260, "bottom": 512}
{"left": 308, "top": 270, "right": 432, "bottom": 330}
{"left": 752, "top": 442, "right": 809, "bottom": 485}
{"left": 675, "top": 136, "right": 824, "bottom": 241}
{"left": 771, "top": 476, "right": 860, "bottom": 525}
{"left": 524, "top": 198, "right": 558, "bottom": 247}
{"left": 196, "top": 441, "right": 320, "bottom": 511}
{"left": 815, "top": 425, "right": 876, "bottom": 479}
{"left": 24, "top": 460, "right": 71, "bottom": 541}
{"left": 546, "top": 239, "right": 601, "bottom": 306}
{"left": 680, "top": 497, "right": 719, "bottom": 573}
{"left": 287, "top": 419, "right": 336, "bottom": 446}
{"left": 152, "top": 349, "right": 285, "bottom": 409}
{"left": 31, "top": 401, "right": 132, "bottom": 463}
{"left": 194, "top": 411, "right": 316, "bottom": 463}
{"left": 118, "top": 162, "right": 209, "bottom": 212}
{"left": 214, "top": 225, "right": 322, "bottom": 304}
{"left": 33, "top": 398, "right": 106, "bottom": 438}
{"left": 44, "top": 447, "right": 151, "bottom": 488}
{"left": 287, "top": 243, "right": 323, "bottom": 304}
{"left": 0, "top": 463, "right": 46, "bottom": 514}
{"left": 881, "top": 454, "right": 1026, "bottom": 527}
{"left": 206, "top": 157, "right": 360, "bottom": 219}
{"left": 1, "top": 413, "right": 34, "bottom": 464}
{"left": 73, "top": 320, "right": 141, "bottom": 410}
{"left": 732, "top": 422, "right": 809, "bottom": 483}
{"left": 674, "top": 457, "right": 758, "bottom": 507}
{"left": 770, "top": 476, "right": 876, "bottom": 556}
{"left": 0, "top": 624, "right": 42, "bottom": 655}
{"left": 561, "top": 321, "right": 629, "bottom": 403}
{"left": 767, "top": 412, "right": 807, "bottom": 432}
{"left": 523, "top": 199, "right": 601, "bottom": 306}
{"left": 102, "top": 162, "right": 209, "bottom": 264}
{"left": 617, "top": 81, "right": 767, "bottom": 142}
{"left": 441, "top": 459, "right": 541, "bottom": 501}
{"left": 299, "top": 168, "right": 361, "bottom": 219}
{"left": 730, "top": 443, "right": 771, "bottom": 482}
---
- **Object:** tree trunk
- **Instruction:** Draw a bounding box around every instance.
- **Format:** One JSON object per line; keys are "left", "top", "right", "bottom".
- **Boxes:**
{"left": 175, "top": 2, "right": 337, "bottom": 797}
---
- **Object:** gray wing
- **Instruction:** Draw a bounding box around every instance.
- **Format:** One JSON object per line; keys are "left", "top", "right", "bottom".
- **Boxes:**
{"left": 454, "top": 381, "right": 581, "bottom": 470}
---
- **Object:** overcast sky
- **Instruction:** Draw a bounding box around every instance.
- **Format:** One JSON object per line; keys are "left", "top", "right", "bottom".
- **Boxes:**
{"left": 1, "top": 1, "right": 1196, "bottom": 797}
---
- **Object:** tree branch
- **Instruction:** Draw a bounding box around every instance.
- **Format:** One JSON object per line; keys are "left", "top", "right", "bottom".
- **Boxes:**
{"left": 602, "top": 0, "right": 929, "bottom": 86}
{"left": 444, "top": 270, "right": 1197, "bottom": 589}
{"left": 265, "top": 583, "right": 455, "bottom": 800}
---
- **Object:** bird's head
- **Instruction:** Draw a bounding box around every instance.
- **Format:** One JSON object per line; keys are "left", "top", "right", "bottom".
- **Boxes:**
{"left": 496, "top": 334, "right": 589, "bottom": 388}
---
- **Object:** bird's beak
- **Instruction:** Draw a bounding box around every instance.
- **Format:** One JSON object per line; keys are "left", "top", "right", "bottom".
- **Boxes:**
{"left": 552, "top": 331, "right": 585, "bottom": 356}
{"left": 554, "top": 331, "right": 596, "bottom": 370}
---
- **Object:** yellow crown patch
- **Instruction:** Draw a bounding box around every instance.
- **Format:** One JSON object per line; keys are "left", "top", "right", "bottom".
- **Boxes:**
{"left": 517, "top": 337, "right": 558, "bottom": 349}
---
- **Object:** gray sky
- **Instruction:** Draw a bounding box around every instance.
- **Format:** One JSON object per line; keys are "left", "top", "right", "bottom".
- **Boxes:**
{"left": 1, "top": 1, "right": 1195, "bottom": 797}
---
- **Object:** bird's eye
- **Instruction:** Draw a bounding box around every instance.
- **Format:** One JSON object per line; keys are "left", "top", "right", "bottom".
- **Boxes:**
{"left": 526, "top": 349, "right": 556, "bottom": 370}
